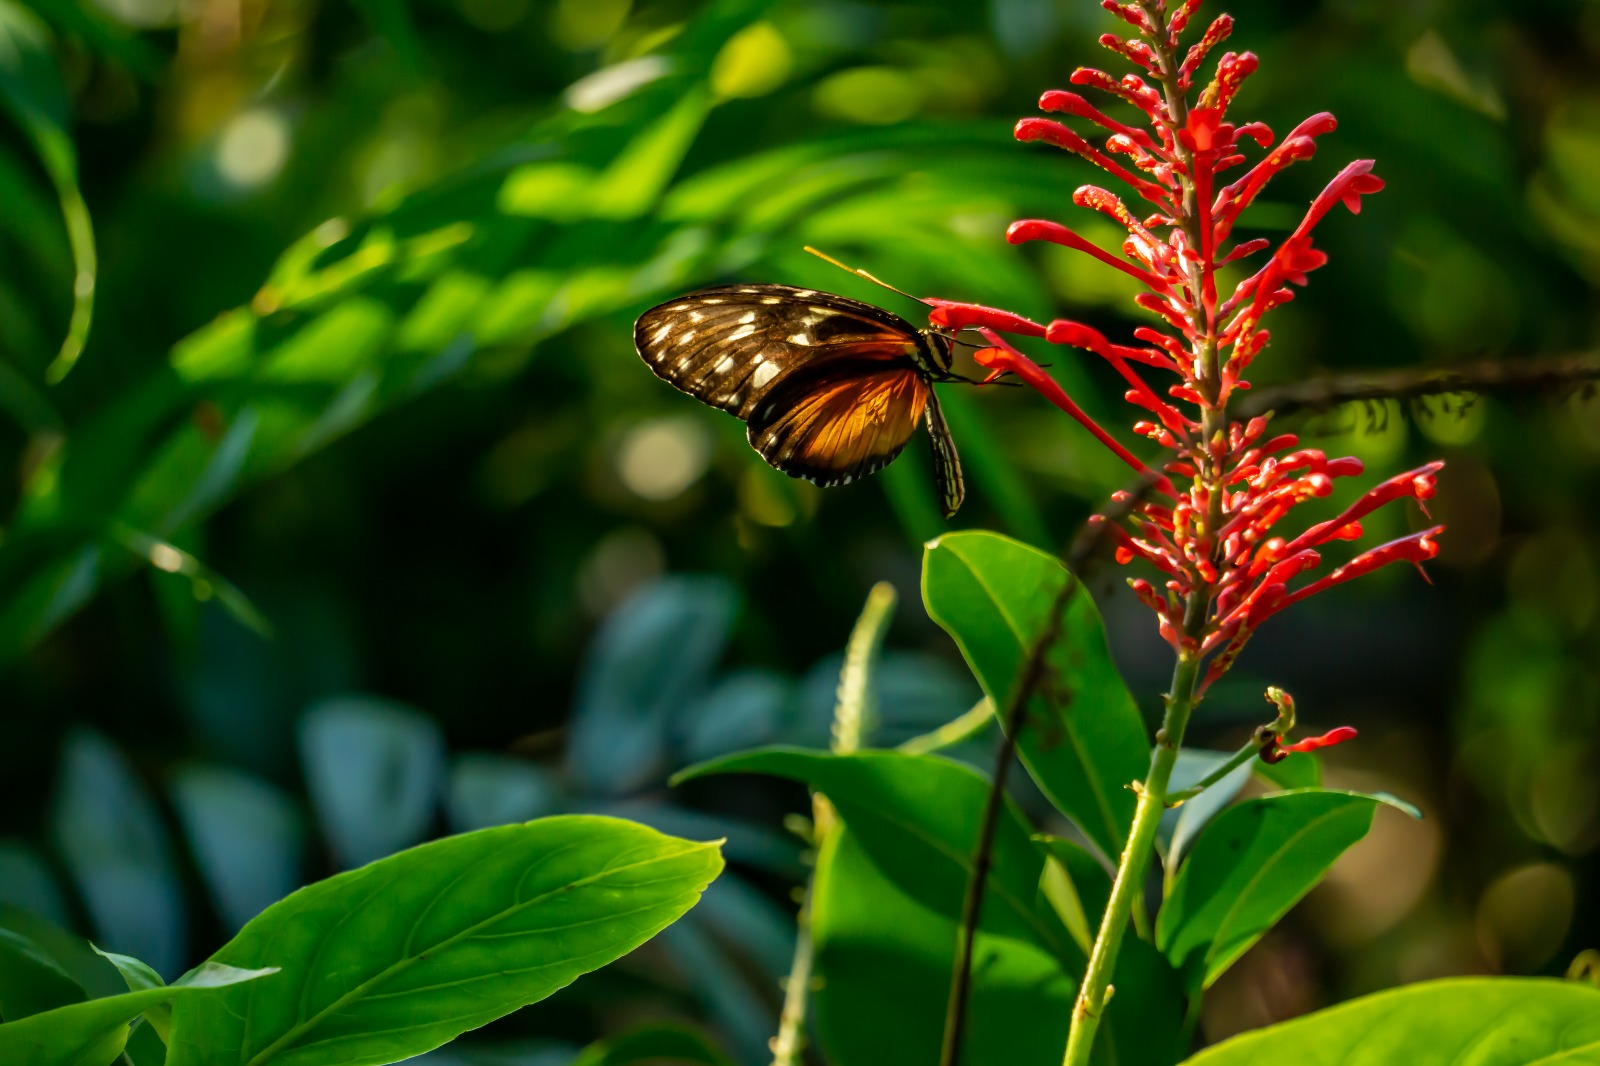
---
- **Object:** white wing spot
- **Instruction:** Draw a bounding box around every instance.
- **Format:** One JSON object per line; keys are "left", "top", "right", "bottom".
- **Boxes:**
{"left": 702, "top": 298, "right": 725, "bottom": 305}
{"left": 761, "top": 296, "right": 783, "bottom": 305}
{"left": 752, "top": 363, "right": 779, "bottom": 389}
{"left": 652, "top": 323, "right": 672, "bottom": 343}
{"left": 808, "top": 307, "right": 838, "bottom": 317}
{"left": 737, "top": 311, "right": 757, "bottom": 325}
{"left": 678, "top": 330, "right": 697, "bottom": 345}
{"left": 688, "top": 311, "right": 705, "bottom": 324}
{"left": 728, "top": 324, "right": 757, "bottom": 341}
{"left": 788, "top": 332, "right": 811, "bottom": 344}
{"left": 714, "top": 354, "right": 736, "bottom": 375}
{"left": 793, "top": 289, "right": 815, "bottom": 298}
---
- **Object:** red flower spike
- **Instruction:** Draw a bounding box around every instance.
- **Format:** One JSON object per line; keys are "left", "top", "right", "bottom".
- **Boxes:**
{"left": 1281, "top": 726, "right": 1358, "bottom": 754}
{"left": 925, "top": 299, "right": 1047, "bottom": 338}
{"left": 1009, "top": 219, "right": 1174, "bottom": 290}
{"left": 1180, "top": 14, "right": 1233, "bottom": 85}
{"left": 918, "top": 4, "right": 1441, "bottom": 700}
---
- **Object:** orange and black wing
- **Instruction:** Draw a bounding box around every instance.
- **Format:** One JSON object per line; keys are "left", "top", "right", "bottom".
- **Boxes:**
{"left": 746, "top": 362, "right": 929, "bottom": 488}
{"left": 633, "top": 284, "right": 926, "bottom": 420}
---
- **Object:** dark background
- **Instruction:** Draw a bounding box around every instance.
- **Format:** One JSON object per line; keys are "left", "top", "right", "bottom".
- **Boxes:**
{"left": 0, "top": 0, "right": 1596, "bottom": 1059}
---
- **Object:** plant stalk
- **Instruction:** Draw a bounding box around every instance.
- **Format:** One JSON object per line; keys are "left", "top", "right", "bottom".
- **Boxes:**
{"left": 1061, "top": 649, "right": 1202, "bottom": 1066}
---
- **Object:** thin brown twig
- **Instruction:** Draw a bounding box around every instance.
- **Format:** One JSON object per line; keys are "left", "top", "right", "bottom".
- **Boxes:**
{"left": 937, "top": 472, "right": 1164, "bottom": 1066}
{"left": 1233, "top": 352, "right": 1600, "bottom": 421}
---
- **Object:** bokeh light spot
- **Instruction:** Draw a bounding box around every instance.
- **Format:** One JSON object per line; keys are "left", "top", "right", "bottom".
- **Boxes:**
{"left": 552, "top": 0, "right": 630, "bottom": 51}
{"left": 617, "top": 417, "right": 712, "bottom": 500}
{"left": 813, "top": 67, "right": 921, "bottom": 124}
{"left": 1475, "top": 863, "right": 1574, "bottom": 971}
{"left": 216, "top": 109, "right": 291, "bottom": 189}
{"left": 711, "top": 22, "right": 792, "bottom": 100}
{"left": 577, "top": 527, "right": 665, "bottom": 618}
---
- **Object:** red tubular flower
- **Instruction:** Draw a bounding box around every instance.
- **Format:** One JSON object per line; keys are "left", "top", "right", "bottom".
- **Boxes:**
{"left": 920, "top": 1, "right": 1443, "bottom": 701}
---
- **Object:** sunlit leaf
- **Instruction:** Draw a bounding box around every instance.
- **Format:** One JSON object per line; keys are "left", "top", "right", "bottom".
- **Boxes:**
{"left": 1157, "top": 789, "right": 1410, "bottom": 988}
{"left": 0, "top": 962, "right": 274, "bottom": 1066}
{"left": 1181, "top": 978, "right": 1600, "bottom": 1065}
{"left": 166, "top": 817, "right": 721, "bottom": 1066}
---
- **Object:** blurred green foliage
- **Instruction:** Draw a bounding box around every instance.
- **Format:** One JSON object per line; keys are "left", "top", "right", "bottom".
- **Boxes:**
{"left": 0, "top": 0, "right": 1596, "bottom": 1056}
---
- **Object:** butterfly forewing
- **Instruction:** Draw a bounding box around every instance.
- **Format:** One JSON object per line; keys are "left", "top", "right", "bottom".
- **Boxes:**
{"left": 634, "top": 282, "right": 965, "bottom": 515}
{"left": 634, "top": 285, "right": 927, "bottom": 420}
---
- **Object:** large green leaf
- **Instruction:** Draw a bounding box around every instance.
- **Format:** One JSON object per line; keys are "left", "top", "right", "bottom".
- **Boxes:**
{"left": 0, "top": 928, "right": 83, "bottom": 1022}
{"left": 922, "top": 531, "right": 1149, "bottom": 861}
{"left": 1157, "top": 790, "right": 1396, "bottom": 988}
{"left": 165, "top": 815, "right": 722, "bottom": 1066}
{"left": 1182, "top": 978, "right": 1600, "bottom": 1065}
{"left": 676, "top": 747, "right": 1078, "bottom": 966}
{"left": 0, "top": 962, "right": 274, "bottom": 1066}
{"left": 810, "top": 825, "right": 1074, "bottom": 1066}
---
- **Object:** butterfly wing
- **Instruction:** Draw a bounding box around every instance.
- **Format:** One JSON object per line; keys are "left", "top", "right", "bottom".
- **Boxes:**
{"left": 923, "top": 391, "right": 965, "bottom": 518}
{"left": 746, "top": 362, "right": 929, "bottom": 487}
{"left": 634, "top": 285, "right": 927, "bottom": 420}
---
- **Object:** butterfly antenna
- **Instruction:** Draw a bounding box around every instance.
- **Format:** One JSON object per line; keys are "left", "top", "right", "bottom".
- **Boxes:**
{"left": 803, "top": 246, "right": 927, "bottom": 306}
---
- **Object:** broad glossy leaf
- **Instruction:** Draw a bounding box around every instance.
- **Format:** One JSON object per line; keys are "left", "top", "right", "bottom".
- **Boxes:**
{"left": 810, "top": 825, "right": 1074, "bottom": 1066}
{"left": 95, "top": 946, "right": 170, "bottom": 1041}
{"left": 922, "top": 531, "right": 1149, "bottom": 862}
{"left": 165, "top": 815, "right": 722, "bottom": 1066}
{"left": 0, "top": 963, "right": 274, "bottom": 1066}
{"left": 566, "top": 576, "right": 737, "bottom": 795}
{"left": 677, "top": 747, "right": 1078, "bottom": 965}
{"left": 48, "top": 729, "right": 186, "bottom": 977}
{"left": 1182, "top": 978, "right": 1600, "bottom": 1065}
{"left": 1158, "top": 789, "right": 1395, "bottom": 987}
{"left": 1252, "top": 751, "right": 1320, "bottom": 790}
{"left": 298, "top": 696, "right": 445, "bottom": 869}
{"left": 168, "top": 764, "right": 305, "bottom": 932}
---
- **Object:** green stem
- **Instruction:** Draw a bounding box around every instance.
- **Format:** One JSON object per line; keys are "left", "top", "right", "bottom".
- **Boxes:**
{"left": 1061, "top": 651, "right": 1202, "bottom": 1066}
{"left": 1166, "top": 736, "right": 1264, "bottom": 805}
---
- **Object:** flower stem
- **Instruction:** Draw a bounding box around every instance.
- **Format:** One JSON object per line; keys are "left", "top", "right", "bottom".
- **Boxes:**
{"left": 1061, "top": 648, "right": 1202, "bottom": 1066}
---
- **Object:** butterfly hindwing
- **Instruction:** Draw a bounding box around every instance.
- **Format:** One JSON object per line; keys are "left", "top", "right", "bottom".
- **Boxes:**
{"left": 634, "top": 285, "right": 926, "bottom": 419}
{"left": 746, "top": 361, "right": 929, "bottom": 486}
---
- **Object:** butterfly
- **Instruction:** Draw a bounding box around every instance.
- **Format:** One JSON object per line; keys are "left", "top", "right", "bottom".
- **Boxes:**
{"left": 634, "top": 282, "right": 967, "bottom": 517}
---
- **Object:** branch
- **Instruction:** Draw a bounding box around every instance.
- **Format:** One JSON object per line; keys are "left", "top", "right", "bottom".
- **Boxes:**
{"left": 1233, "top": 352, "right": 1600, "bottom": 420}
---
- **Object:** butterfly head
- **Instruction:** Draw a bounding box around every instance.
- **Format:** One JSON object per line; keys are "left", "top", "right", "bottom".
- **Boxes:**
{"left": 915, "top": 328, "right": 956, "bottom": 378}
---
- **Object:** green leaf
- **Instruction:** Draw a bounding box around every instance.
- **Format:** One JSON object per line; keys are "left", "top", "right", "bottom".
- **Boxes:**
{"left": 922, "top": 530, "right": 1150, "bottom": 861}
{"left": 567, "top": 576, "right": 737, "bottom": 795}
{"left": 298, "top": 696, "right": 445, "bottom": 869}
{"left": 94, "top": 946, "right": 169, "bottom": 1042}
{"left": 165, "top": 815, "right": 722, "bottom": 1066}
{"left": 810, "top": 825, "right": 1074, "bottom": 1066}
{"left": 0, "top": 963, "right": 274, "bottom": 1066}
{"left": 1181, "top": 978, "right": 1600, "bottom": 1065}
{"left": 571, "top": 1022, "right": 732, "bottom": 1066}
{"left": 0, "top": 0, "right": 94, "bottom": 382}
{"left": 676, "top": 747, "right": 1079, "bottom": 965}
{"left": 167, "top": 764, "right": 305, "bottom": 934}
{"left": 0, "top": 928, "right": 84, "bottom": 1022}
{"left": 48, "top": 729, "right": 186, "bottom": 977}
{"left": 1164, "top": 749, "right": 1255, "bottom": 868}
{"left": 1157, "top": 789, "right": 1392, "bottom": 987}
{"left": 1033, "top": 835, "right": 1110, "bottom": 956}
